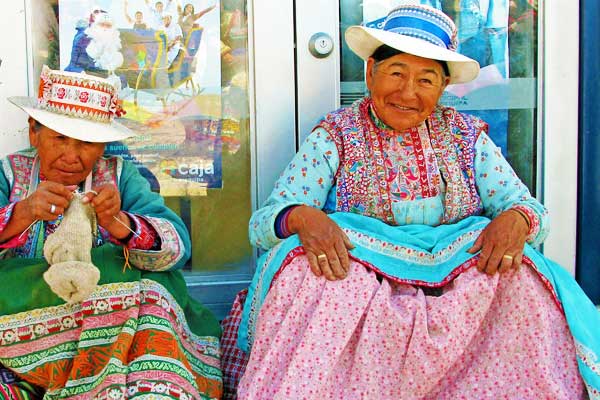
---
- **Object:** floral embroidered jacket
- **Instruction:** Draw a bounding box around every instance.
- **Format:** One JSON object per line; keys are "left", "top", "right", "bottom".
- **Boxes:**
{"left": 250, "top": 97, "right": 548, "bottom": 250}
{"left": 0, "top": 148, "right": 190, "bottom": 271}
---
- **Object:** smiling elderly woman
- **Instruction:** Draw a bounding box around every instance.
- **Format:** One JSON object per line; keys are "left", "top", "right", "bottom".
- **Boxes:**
{"left": 0, "top": 67, "right": 222, "bottom": 399}
{"left": 222, "top": 4, "right": 600, "bottom": 399}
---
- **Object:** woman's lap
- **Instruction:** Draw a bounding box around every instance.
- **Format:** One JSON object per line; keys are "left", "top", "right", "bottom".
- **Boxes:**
{"left": 0, "top": 253, "right": 222, "bottom": 399}
{"left": 238, "top": 256, "right": 586, "bottom": 400}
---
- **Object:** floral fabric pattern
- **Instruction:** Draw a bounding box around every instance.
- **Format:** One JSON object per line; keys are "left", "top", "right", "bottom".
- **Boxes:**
{"left": 238, "top": 256, "right": 585, "bottom": 400}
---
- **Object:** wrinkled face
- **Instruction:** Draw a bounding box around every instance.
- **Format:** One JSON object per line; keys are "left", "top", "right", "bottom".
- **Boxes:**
{"left": 366, "top": 52, "right": 449, "bottom": 132}
{"left": 29, "top": 119, "right": 105, "bottom": 185}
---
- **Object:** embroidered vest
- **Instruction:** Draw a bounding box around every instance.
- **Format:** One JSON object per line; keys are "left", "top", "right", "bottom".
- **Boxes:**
{"left": 317, "top": 97, "right": 485, "bottom": 225}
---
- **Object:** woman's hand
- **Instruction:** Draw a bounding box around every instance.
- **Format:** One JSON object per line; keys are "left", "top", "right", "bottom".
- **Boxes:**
{"left": 21, "top": 181, "right": 75, "bottom": 221}
{"left": 468, "top": 209, "right": 529, "bottom": 275}
{"left": 288, "top": 205, "right": 354, "bottom": 280}
{"left": 0, "top": 182, "right": 75, "bottom": 243}
{"left": 83, "top": 184, "right": 132, "bottom": 240}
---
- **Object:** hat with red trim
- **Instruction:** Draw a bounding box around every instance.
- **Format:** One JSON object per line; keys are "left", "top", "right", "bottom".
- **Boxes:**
{"left": 9, "top": 66, "right": 133, "bottom": 143}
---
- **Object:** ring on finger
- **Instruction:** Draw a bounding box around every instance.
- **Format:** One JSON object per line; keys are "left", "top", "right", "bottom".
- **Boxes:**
{"left": 502, "top": 254, "right": 514, "bottom": 261}
{"left": 50, "top": 204, "right": 57, "bottom": 214}
{"left": 317, "top": 253, "right": 328, "bottom": 262}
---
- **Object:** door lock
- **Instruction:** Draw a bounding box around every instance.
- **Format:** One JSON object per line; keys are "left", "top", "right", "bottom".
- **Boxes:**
{"left": 308, "top": 32, "right": 334, "bottom": 58}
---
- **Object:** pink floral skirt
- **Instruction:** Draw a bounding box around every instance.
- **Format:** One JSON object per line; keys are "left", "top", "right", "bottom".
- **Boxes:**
{"left": 238, "top": 257, "right": 586, "bottom": 400}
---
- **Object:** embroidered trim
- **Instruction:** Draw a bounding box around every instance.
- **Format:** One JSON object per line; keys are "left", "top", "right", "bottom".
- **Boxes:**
{"left": 128, "top": 218, "right": 183, "bottom": 271}
{"left": 576, "top": 341, "right": 600, "bottom": 376}
{"left": 37, "top": 65, "right": 125, "bottom": 123}
{"left": 511, "top": 204, "right": 541, "bottom": 242}
{"left": 345, "top": 227, "right": 481, "bottom": 265}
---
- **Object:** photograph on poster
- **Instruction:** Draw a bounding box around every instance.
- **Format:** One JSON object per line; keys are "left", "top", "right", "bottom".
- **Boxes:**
{"left": 59, "top": 0, "right": 223, "bottom": 195}
{"left": 364, "top": 0, "right": 512, "bottom": 152}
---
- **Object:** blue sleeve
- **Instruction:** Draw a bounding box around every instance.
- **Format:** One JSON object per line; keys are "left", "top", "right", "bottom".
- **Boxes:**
{"left": 118, "top": 159, "right": 191, "bottom": 270}
{"left": 249, "top": 127, "right": 339, "bottom": 250}
{"left": 474, "top": 132, "right": 549, "bottom": 247}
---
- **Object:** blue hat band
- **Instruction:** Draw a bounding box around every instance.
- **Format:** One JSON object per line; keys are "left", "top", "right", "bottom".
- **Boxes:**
{"left": 383, "top": 15, "right": 452, "bottom": 49}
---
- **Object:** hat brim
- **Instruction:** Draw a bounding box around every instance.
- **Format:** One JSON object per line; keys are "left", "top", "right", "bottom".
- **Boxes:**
{"left": 8, "top": 96, "right": 134, "bottom": 143}
{"left": 345, "top": 26, "right": 480, "bottom": 84}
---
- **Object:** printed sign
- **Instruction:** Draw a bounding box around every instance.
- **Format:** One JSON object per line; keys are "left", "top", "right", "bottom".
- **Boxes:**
{"left": 59, "top": 0, "right": 223, "bottom": 194}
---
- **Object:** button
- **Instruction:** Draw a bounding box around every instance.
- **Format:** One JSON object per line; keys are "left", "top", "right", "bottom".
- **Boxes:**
{"left": 308, "top": 32, "right": 334, "bottom": 58}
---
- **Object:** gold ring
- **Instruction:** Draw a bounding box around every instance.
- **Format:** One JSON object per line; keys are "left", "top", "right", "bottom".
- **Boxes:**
{"left": 50, "top": 204, "right": 56, "bottom": 214}
{"left": 317, "top": 254, "right": 327, "bottom": 262}
{"left": 502, "top": 254, "right": 514, "bottom": 261}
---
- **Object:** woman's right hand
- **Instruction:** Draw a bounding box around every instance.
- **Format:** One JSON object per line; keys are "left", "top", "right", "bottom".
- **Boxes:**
{"left": 20, "top": 181, "right": 75, "bottom": 222}
{"left": 288, "top": 205, "right": 354, "bottom": 280}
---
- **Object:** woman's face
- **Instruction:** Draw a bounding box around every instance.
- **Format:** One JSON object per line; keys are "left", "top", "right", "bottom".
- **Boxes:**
{"left": 184, "top": 4, "right": 194, "bottom": 15}
{"left": 366, "top": 52, "right": 449, "bottom": 132}
{"left": 29, "top": 120, "right": 105, "bottom": 185}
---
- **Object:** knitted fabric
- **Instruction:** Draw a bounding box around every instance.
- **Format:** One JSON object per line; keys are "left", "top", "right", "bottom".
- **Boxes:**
{"left": 43, "top": 193, "right": 100, "bottom": 304}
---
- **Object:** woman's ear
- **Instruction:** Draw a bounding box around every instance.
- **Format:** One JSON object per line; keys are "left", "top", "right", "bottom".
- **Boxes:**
{"left": 28, "top": 117, "right": 40, "bottom": 148}
{"left": 365, "top": 57, "right": 376, "bottom": 93}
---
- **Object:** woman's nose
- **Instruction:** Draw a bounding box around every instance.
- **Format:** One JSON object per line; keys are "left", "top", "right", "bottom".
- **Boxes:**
{"left": 399, "top": 78, "right": 418, "bottom": 99}
{"left": 59, "top": 142, "right": 82, "bottom": 164}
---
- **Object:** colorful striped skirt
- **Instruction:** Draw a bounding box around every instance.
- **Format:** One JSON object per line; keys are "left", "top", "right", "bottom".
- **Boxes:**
{"left": 0, "top": 245, "right": 222, "bottom": 399}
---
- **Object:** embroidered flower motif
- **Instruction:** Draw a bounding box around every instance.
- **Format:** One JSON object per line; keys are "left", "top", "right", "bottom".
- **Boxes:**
{"left": 62, "top": 316, "right": 76, "bottom": 328}
{"left": 57, "top": 87, "right": 66, "bottom": 100}
{"left": 3, "top": 330, "right": 17, "bottom": 344}
{"left": 108, "top": 388, "right": 123, "bottom": 399}
{"left": 154, "top": 383, "right": 168, "bottom": 393}
{"left": 33, "top": 324, "right": 47, "bottom": 336}
{"left": 79, "top": 91, "right": 90, "bottom": 103}
{"left": 124, "top": 296, "right": 135, "bottom": 307}
{"left": 95, "top": 299, "right": 109, "bottom": 312}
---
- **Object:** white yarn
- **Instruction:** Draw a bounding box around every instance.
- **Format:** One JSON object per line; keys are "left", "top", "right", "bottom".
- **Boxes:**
{"left": 43, "top": 193, "right": 100, "bottom": 304}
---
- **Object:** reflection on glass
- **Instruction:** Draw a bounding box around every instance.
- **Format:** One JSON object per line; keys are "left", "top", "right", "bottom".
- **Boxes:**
{"left": 340, "top": 0, "right": 538, "bottom": 191}
{"left": 32, "top": 0, "right": 252, "bottom": 274}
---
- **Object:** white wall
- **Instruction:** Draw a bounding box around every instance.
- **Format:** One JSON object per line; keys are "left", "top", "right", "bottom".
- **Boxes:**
{"left": 0, "top": 1, "right": 31, "bottom": 157}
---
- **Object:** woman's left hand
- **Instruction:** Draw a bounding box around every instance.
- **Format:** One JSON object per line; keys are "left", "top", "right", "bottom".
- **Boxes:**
{"left": 468, "top": 210, "right": 529, "bottom": 275}
{"left": 83, "top": 184, "right": 132, "bottom": 240}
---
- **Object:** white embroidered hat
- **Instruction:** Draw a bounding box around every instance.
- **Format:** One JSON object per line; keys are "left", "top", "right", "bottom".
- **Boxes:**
{"left": 345, "top": 3, "right": 480, "bottom": 84}
{"left": 9, "top": 66, "right": 134, "bottom": 143}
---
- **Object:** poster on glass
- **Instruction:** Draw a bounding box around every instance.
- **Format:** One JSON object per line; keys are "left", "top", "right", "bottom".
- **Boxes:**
{"left": 59, "top": 0, "right": 223, "bottom": 195}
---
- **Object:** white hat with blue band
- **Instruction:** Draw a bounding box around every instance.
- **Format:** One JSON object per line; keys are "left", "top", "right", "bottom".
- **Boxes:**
{"left": 345, "top": 3, "right": 480, "bottom": 84}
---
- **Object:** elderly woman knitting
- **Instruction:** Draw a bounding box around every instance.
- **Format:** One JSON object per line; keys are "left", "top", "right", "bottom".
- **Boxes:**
{"left": 227, "top": 4, "right": 600, "bottom": 399}
{"left": 0, "top": 67, "right": 222, "bottom": 399}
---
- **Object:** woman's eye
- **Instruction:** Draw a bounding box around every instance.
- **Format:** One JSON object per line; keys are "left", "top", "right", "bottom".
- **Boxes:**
{"left": 420, "top": 78, "right": 434, "bottom": 85}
